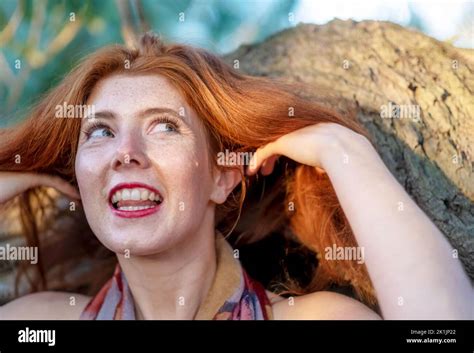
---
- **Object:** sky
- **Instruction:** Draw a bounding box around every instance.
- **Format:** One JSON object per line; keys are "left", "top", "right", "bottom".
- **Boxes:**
{"left": 293, "top": 0, "right": 473, "bottom": 48}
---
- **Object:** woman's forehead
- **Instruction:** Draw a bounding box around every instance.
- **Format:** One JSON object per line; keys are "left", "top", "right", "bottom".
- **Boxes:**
{"left": 88, "top": 74, "right": 184, "bottom": 111}
{"left": 84, "top": 74, "right": 198, "bottom": 127}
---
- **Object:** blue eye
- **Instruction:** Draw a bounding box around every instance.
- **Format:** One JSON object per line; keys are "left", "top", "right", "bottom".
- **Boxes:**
{"left": 91, "top": 127, "right": 113, "bottom": 138}
{"left": 84, "top": 123, "right": 114, "bottom": 139}
{"left": 153, "top": 122, "right": 177, "bottom": 133}
{"left": 150, "top": 116, "right": 179, "bottom": 133}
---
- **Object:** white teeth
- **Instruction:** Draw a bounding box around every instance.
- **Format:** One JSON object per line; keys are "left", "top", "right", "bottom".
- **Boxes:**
{"left": 131, "top": 189, "right": 141, "bottom": 201}
{"left": 121, "top": 189, "right": 131, "bottom": 200}
{"left": 118, "top": 205, "right": 155, "bottom": 211}
{"left": 111, "top": 187, "right": 162, "bottom": 205}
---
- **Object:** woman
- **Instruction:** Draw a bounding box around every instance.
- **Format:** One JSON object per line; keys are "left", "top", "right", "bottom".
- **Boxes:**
{"left": 0, "top": 33, "right": 471, "bottom": 320}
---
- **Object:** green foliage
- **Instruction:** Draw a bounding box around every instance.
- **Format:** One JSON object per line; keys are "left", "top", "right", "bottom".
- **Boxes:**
{"left": 0, "top": 0, "right": 298, "bottom": 126}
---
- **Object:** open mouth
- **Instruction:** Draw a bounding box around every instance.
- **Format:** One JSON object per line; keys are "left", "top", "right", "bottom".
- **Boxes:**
{"left": 108, "top": 183, "right": 163, "bottom": 218}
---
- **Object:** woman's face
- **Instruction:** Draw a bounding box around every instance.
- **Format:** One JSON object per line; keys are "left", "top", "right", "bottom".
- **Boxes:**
{"left": 75, "top": 74, "right": 233, "bottom": 255}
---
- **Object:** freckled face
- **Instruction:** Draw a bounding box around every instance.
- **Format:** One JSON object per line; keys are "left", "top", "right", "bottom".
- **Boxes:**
{"left": 75, "top": 74, "right": 216, "bottom": 255}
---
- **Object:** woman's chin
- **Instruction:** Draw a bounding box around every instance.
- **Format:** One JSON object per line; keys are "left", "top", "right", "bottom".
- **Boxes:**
{"left": 98, "top": 232, "right": 175, "bottom": 257}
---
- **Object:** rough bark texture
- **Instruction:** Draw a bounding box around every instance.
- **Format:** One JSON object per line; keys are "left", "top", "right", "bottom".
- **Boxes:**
{"left": 223, "top": 19, "right": 474, "bottom": 278}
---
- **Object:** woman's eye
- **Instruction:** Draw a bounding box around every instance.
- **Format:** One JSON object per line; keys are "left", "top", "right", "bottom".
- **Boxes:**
{"left": 152, "top": 122, "right": 177, "bottom": 133}
{"left": 89, "top": 127, "right": 114, "bottom": 138}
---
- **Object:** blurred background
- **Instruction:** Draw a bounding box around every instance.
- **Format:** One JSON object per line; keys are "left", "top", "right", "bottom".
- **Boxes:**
{"left": 0, "top": 0, "right": 472, "bottom": 125}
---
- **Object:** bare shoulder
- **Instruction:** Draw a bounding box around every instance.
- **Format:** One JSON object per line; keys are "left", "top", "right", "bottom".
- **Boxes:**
{"left": 0, "top": 291, "right": 91, "bottom": 320}
{"left": 270, "top": 290, "right": 381, "bottom": 320}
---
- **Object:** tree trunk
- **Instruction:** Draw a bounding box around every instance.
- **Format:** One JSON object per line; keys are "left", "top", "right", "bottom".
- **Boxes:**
{"left": 224, "top": 19, "right": 474, "bottom": 279}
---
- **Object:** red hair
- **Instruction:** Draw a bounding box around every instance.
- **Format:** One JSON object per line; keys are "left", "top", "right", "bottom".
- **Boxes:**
{"left": 0, "top": 33, "right": 378, "bottom": 308}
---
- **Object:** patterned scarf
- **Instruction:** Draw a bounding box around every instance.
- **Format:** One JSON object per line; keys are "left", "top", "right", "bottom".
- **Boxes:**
{"left": 80, "top": 234, "right": 273, "bottom": 320}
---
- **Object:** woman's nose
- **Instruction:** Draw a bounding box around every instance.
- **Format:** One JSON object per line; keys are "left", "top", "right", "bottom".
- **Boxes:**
{"left": 111, "top": 134, "right": 151, "bottom": 170}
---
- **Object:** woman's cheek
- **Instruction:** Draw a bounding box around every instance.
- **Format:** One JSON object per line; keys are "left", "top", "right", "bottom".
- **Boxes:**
{"left": 75, "top": 150, "right": 104, "bottom": 207}
{"left": 154, "top": 144, "right": 211, "bottom": 211}
{"left": 75, "top": 152, "right": 89, "bottom": 195}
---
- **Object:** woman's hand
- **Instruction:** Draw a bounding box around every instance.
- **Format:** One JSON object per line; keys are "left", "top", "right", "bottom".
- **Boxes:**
{"left": 246, "top": 123, "right": 373, "bottom": 175}
{"left": 246, "top": 122, "right": 473, "bottom": 319}
{"left": 0, "top": 172, "right": 80, "bottom": 204}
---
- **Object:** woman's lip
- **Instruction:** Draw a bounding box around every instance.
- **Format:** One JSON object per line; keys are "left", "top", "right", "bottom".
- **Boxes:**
{"left": 108, "top": 201, "right": 162, "bottom": 218}
{"left": 108, "top": 182, "right": 163, "bottom": 202}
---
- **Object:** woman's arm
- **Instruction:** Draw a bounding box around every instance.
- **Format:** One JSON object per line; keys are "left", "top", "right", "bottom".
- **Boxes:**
{"left": 0, "top": 171, "right": 80, "bottom": 204}
{"left": 0, "top": 292, "right": 91, "bottom": 319}
{"left": 248, "top": 123, "right": 473, "bottom": 319}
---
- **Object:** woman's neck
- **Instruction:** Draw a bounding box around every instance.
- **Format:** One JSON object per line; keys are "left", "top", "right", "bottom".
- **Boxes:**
{"left": 116, "top": 223, "right": 217, "bottom": 320}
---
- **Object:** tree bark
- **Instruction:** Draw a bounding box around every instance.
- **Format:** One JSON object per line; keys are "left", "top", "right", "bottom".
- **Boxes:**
{"left": 224, "top": 19, "right": 474, "bottom": 279}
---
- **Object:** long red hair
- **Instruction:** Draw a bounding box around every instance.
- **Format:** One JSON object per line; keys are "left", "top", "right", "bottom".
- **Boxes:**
{"left": 0, "top": 33, "right": 378, "bottom": 308}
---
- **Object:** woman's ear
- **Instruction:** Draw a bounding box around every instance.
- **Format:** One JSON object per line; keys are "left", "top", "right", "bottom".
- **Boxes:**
{"left": 210, "top": 166, "right": 243, "bottom": 204}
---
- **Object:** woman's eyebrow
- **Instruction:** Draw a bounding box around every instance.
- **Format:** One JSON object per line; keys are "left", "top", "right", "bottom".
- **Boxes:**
{"left": 138, "top": 107, "right": 187, "bottom": 123}
{"left": 83, "top": 108, "right": 186, "bottom": 122}
{"left": 84, "top": 110, "right": 115, "bottom": 120}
